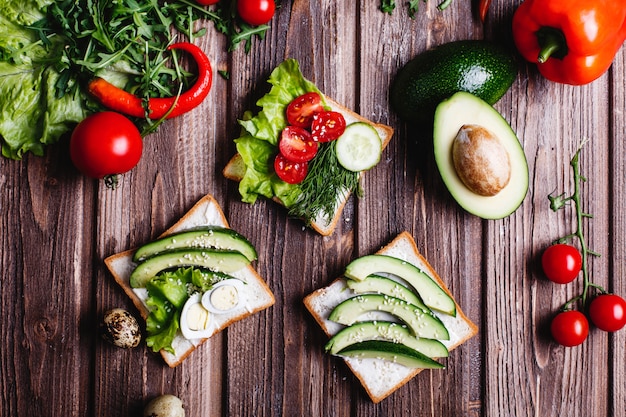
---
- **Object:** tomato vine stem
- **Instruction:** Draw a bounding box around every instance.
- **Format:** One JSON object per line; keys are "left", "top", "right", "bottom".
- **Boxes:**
{"left": 548, "top": 140, "right": 604, "bottom": 310}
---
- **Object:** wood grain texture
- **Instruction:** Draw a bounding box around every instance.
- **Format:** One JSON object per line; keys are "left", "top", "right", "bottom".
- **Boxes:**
{"left": 1, "top": 1, "right": 625, "bottom": 416}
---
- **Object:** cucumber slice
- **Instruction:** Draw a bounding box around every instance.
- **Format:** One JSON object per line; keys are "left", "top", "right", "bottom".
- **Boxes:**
{"left": 129, "top": 248, "right": 250, "bottom": 288}
{"left": 325, "top": 320, "right": 449, "bottom": 357}
{"left": 328, "top": 294, "right": 449, "bottom": 340}
{"left": 335, "top": 122, "right": 382, "bottom": 172}
{"left": 337, "top": 340, "right": 444, "bottom": 369}
{"left": 133, "top": 226, "right": 257, "bottom": 263}
{"left": 346, "top": 275, "right": 425, "bottom": 309}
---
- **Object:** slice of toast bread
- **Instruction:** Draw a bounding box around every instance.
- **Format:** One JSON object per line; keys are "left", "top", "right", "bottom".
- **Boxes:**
{"left": 303, "top": 231, "right": 478, "bottom": 403}
{"left": 104, "top": 194, "right": 275, "bottom": 367}
{"left": 223, "top": 97, "right": 394, "bottom": 236}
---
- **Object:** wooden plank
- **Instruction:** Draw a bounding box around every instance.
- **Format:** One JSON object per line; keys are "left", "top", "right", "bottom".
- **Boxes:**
{"left": 0, "top": 148, "right": 95, "bottom": 416}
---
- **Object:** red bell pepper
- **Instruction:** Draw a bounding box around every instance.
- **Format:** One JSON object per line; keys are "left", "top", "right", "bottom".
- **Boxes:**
{"left": 88, "top": 42, "right": 213, "bottom": 119}
{"left": 512, "top": 0, "right": 626, "bottom": 85}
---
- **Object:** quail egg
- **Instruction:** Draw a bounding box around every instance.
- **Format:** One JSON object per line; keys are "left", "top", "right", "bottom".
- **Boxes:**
{"left": 143, "top": 394, "right": 185, "bottom": 417}
{"left": 100, "top": 308, "right": 141, "bottom": 349}
{"left": 180, "top": 293, "right": 214, "bottom": 340}
{"left": 202, "top": 279, "right": 246, "bottom": 314}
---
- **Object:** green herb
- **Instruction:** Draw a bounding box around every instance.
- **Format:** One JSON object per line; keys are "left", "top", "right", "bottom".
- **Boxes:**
{"left": 380, "top": 0, "right": 454, "bottom": 17}
{"left": 548, "top": 140, "right": 604, "bottom": 309}
{"left": 288, "top": 141, "right": 362, "bottom": 224}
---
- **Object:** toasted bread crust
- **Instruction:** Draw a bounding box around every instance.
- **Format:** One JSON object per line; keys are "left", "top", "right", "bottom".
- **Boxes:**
{"left": 104, "top": 194, "right": 275, "bottom": 367}
{"left": 303, "top": 231, "right": 478, "bottom": 403}
{"left": 223, "top": 96, "right": 394, "bottom": 236}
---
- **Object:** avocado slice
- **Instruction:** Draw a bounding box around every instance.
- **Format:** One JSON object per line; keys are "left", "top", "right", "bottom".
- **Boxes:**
{"left": 325, "top": 320, "right": 449, "bottom": 357}
{"left": 130, "top": 248, "right": 251, "bottom": 288}
{"left": 346, "top": 275, "right": 424, "bottom": 308}
{"left": 344, "top": 254, "right": 456, "bottom": 316}
{"left": 337, "top": 340, "right": 445, "bottom": 369}
{"left": 328, "top": 294, "right": 449, "bottom": 340}
{"left": 133, "top": 226, "right": 258, "bottom": 263}
{"left": 390, "top": 40, "right": 517, "bottom": 124}
{"left": 433, "top": 92, "right": 529, "bottom": 219}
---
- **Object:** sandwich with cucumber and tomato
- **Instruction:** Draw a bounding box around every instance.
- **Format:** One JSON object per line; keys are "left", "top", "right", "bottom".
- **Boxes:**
{"left": 104, "top": 194, "right": 275, "bottom": 367}
{"left": 223, "top": 59, "right": 394, "bottom": 236}
{"left": 304, "top": 232, "right": 478, "bottom": 403}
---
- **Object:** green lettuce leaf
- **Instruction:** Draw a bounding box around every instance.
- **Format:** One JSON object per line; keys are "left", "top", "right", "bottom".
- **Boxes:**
{"left": 234, "top": 59, "right": 327, "bottom": 208}
{"left": 0, "top": 1, "right": 87, "bottom": 159}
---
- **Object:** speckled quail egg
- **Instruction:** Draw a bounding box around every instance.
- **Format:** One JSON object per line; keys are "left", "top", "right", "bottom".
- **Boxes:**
{"left": 100, "top": 308, "right": 141, "bottom": 349}
{"left": 143, "top": 394, "right": 185, "bottom": 417}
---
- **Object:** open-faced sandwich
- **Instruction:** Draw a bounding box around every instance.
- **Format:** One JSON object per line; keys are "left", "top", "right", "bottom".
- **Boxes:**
{"left": 223, "top": 59, "right": 394, "bottom": 236}
{"left": 304, "top": 232, "right": 477, "bottom": 403}
{"left": 104, "top": 194, "right": 275, "bottom": 367}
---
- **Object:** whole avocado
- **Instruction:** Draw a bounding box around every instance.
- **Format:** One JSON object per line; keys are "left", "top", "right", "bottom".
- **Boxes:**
{"left": 390, "top": 40, "right": 517, "bottom": 124}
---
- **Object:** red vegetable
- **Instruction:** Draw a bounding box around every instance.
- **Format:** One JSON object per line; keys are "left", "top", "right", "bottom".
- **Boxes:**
{"left": 279, "top": 126, "right": 318, "bottom": 162}
{"left": 285, "top": 92, "right": 324, "bottom": 129}
{"left": 589, "top": 294, "right": 626, "bottom": 332}
{"left": 541, "top": 244, "right": 582, "bottom": 284}
{"left": 512, "top": 0, "right": 626, "bottom": 85}
{"left": 478, "top": 0, "right": 492, "bottom": 23}
{"left": 88, "top": 42, "right": 213, "bottom": 119}
{"left": 311, "top": 111, "right": 346, "bottom": 143}
{"left": 237, "top": 0, "right": 275, "bottom": 26}
{"left": 70, "top": 112, "right": 143, "bottom": 179}
{"left": 550, "top": 310, "right": 588, "bottom": 347}
{"left": 274, "top": 154, "right": 308, "bottom": 184}
{"left": 196, "top": 0, "right": 219, "bottom": 4}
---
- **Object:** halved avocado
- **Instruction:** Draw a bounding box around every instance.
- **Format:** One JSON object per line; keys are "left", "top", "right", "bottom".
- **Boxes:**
{"left": 433, "top": 92, "right": 528, "bottom": 219}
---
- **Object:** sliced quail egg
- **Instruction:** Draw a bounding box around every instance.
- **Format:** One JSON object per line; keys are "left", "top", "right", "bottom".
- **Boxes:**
{"left": 180, "top": 293, "right": 214, "bottom": 340}
{"left": 201, "top": 279, "right": 246, "bottom": 314}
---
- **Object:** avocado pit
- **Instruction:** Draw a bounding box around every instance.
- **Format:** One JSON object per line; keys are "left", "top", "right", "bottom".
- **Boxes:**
{"left": 451, "top": 124, "right": 511, "bottom": 196}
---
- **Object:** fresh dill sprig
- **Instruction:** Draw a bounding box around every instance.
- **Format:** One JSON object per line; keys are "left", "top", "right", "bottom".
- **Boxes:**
{"left": 288, "top": 141, "right": 361, "bottom": 224}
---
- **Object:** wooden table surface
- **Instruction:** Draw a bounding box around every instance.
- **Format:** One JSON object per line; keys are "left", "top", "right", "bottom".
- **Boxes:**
{"left": 1, "top": 1, "right": 625, "bottom": 416}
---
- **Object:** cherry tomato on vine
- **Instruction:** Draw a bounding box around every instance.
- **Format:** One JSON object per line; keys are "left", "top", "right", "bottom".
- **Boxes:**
{"left": 589, "top": 294, "right": 626, "bottom": 332}
{"left": 550, "top": 310, "right": 589, "bottom": 347}
{"left": 311, "top": 111, "right": 346, "bottom": 142}
{"left": 541, "top": 244, "right": 582, "bottom": 284}
{"left": 279, "top": 126, "right": 318, "bottom": 162}
{"left": 237, "top": 0, "right": 275, "bottom": 26}
{"left": 286, "top": 92, "right": 324, "bottom": 128}
{"left": 274, "top": 153, "right": 308, "bottom": 184}
{"left": 70, "top": 112, "right": 143, "bottom": 179}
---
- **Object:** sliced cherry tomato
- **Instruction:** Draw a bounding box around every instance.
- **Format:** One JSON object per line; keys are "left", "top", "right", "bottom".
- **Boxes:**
{"left": 589, "top": 294, "right": 626, "bottom": 332}
{"left": 311, "top": 111, "right": 347, "bottom": 142}
{"left": 237, "top": 0, "right": 275, "bottom": 26}
{"left": 286, "top": 92, "right": 324, "bottom": 128}
{"left": 274, "top": 153, "right": 308, "bottom": 184}
{"left": 550, "top": 310, "right": 589, "bottom": 347}
{"left": 70, "top": 112, "right": 143, "bottom": 179}
{"left": 541, "top": 244, "right": 582, "bottom": 284}
{"left": 279, "top": 126, "right": 318, "bottom": 162}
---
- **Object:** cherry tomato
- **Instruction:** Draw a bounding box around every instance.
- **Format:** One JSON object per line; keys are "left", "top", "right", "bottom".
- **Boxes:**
{"left": 279, "top": 126, "right": 318, "bottom": 162}
{"left": 286, "top": 92, "right": 324, "bottom": 128}
{"left": 70, "top": 112, "right": 143, "bottom": 179}
{"left": 550, "top": 310, "right": 589, "bottom": 347}
{"left": 237, "top": 0, "right": 275, "bottom": 26}
{"left": 589, "top": 294, "right": 626, "bottom": 332}
{"left": 274, "top": 153, "right": 308, "bottom": 184}
{"left": 196, "top": 0, "right": 219, "bottom": 5}
{"left": 311, "top": 111, "right": 347, "bottom": 142}
{"left": 541, "top": 244, "right": 582, "bottom": 284}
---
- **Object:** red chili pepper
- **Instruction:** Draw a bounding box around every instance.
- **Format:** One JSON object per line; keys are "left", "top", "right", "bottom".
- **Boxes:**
{"left": 478, "top": 0, "right": 492, "bottom": 23}
{"left": 88, "top": 42, "right": 213, "bottom": 119}
{"left": 512, "top": 0, "right": 626, "bottom": 85}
